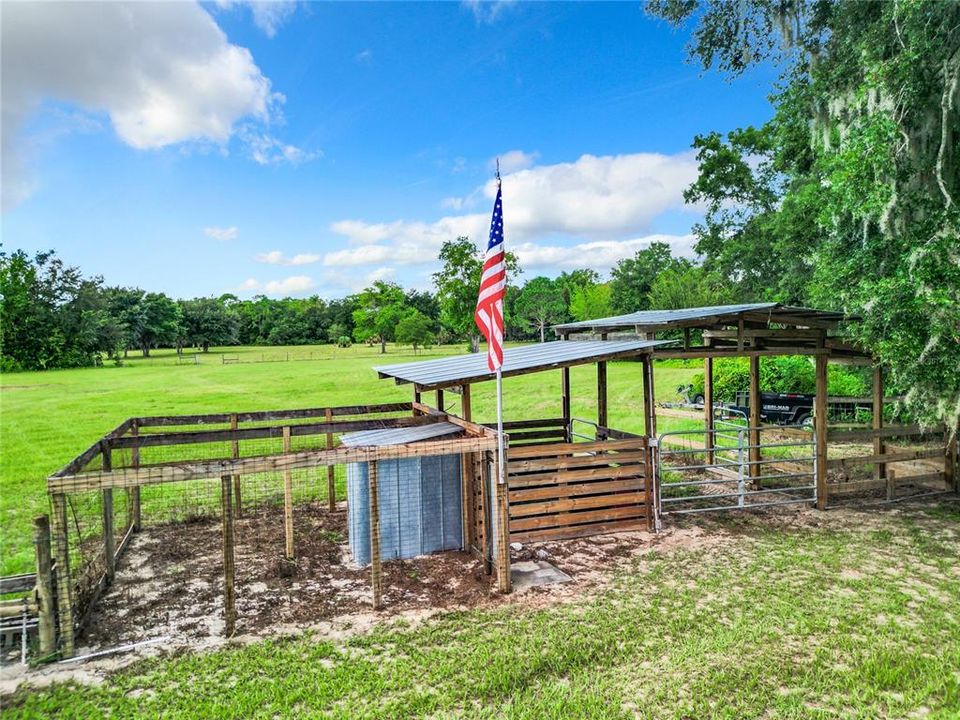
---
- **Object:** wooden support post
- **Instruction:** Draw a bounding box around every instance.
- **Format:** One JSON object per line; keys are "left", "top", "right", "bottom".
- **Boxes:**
{"left": 34, "top": 515, "right": 56, "bottom": 658}
{"left": 325, "top": 408, "right": 336, "bottom": 511}
{"left": 749, "top": 356, "right": 761, "bottom": 486}
{"left": 129, "top": 421, "right": 141, "bottom": 531}
{"left": 460, "top": 385, "right": 473, "bottom": 550}
{"left": 413, "top": 388, "right": 421, "bottom": 412}
{"left": 561, "top": 367, "right": 572, "bottom": 442}
{"left": 220, "top": 474, "right": 236, "bottom": 637}
{"left": 815, "top": 354, "right": 829, "bottom": 510}
{"left": 368, "top": 459, "right": 383, "bottom": 609}
{"left": 704, "top": 357, "right": 715, "bottom": 465}
{"left": 230, "top": 414, "right": 242, "bottom": 517}
{"left": 101, "top": 443, "right": 116, "bottom": 584}
{"left": 495, "top": 479, "right": 511, "bottom": 594}
{"left": 597, "top": 361, "right": 608, "bottom": 439}
{"left": 436, "top": 388, "right": 445, "bottom": 412}
{"left": 873, "top": 366, "right": 886, "bottom": 482}
{"left": 886, "top": 469, "right": 896, "bottom": 502}
{"left": 282, "top": 426, "right": 294, "bottom": 560}
{"left": 945, "top": 431, "right": 957, "bottom": 492}
{"left": 51, "top": 493, "right": 74, "bottom": 658}
{"left": 641, "top": 357, "right": 656, "bottom": 438}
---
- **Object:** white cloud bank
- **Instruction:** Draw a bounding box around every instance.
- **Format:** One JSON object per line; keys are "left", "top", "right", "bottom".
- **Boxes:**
{"left": 1, "top": 1, "right": 311, "bottom": 210}
{"left": 255, "top": 250, "right": 322, "bottom": 266}
{"left": 324, "top": 151, "right": 701, "bottom": 273}
{"left": 235, "top": 275, "right": 316, "bottom": 296}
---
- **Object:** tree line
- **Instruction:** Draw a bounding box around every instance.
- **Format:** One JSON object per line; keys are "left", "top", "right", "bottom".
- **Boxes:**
{"left": 0, "top": 238, "right": 724, "bottom": 371}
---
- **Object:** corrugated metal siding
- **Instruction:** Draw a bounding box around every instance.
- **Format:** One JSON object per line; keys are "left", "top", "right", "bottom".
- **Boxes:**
{"left": 347, "top": 454, "right": 462, "bottom": 566}
{"left": 340, "top": 422, "right": 463, "bottom": 447}
{"left": 374, "top": 339, "right": 670, "bottom": 387}
{"left": 553, "top": 303, "right": 778, "bottom": 331}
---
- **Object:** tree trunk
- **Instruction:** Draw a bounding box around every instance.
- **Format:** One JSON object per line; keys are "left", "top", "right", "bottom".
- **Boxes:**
{"left": 539, "top": 323, "right": 545, "bottom": 343}
{"left": 203, "top": 342, "right": 209, "bottom": 353}
{"left": 470, "top": 335, "right": 480, "bottom": 353}
{"left": 142, "top": 345, "right": 150, "bottom": 357}
{"left": 380, "top": 337, "right": 386, "bottom": 354}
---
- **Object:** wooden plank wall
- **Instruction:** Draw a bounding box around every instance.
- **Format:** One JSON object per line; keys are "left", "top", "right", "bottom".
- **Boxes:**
{"left": 506, "top": 438, "right": 650, "bottom": 543}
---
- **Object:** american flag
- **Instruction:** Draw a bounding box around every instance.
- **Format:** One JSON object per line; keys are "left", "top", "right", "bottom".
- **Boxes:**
{"left": 474, "top": 181, "right": 506, "bottom": 371}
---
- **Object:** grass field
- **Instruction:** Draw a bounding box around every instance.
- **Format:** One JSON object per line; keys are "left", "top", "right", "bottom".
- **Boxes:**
{"left": 0, "top": 343, "right": 700, "bottom": 575}
{"left": 6, "top": 501, "right": 959, "bottom": 718}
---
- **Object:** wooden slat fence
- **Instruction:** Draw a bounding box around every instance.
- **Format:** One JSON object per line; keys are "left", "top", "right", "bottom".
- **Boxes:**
{"left": 506, "top": 438, "right": 651, "bottom": 543}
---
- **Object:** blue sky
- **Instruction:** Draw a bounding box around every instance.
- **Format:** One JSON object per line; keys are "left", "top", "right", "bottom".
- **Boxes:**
{"left": 1, "top": 1, "right": 777, "bottom": 299}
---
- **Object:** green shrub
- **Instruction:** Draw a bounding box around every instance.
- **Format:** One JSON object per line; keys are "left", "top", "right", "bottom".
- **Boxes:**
{"left": 336, "top": 336, "right": 352, "bottom": 348}
{"left": 685, "top": 356, "right": 869, "bottom": 401}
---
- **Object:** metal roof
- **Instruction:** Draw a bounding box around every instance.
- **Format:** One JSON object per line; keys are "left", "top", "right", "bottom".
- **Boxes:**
{"left": 340, "top": 422, "right": 463, "bottom": 447}
{"left": 375, "top": 339, "right": 672, "bottom": 390}
{"left": 554, "top": 303, "right": 848, "bottom": 332}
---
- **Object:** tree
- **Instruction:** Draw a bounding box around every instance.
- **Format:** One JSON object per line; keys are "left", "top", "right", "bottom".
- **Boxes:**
{"left": 395, "top": 309, "right": 436, "bottom": 354}
{"left": 609, "top": 242, "right": 682, "bottom": 313}
{"left": 180, "top": 297, "right": 240, "bottom": 352}
{"left": 352, "top": 281, "right": 408, "bottom": 353}
{"left": 555, "top": 269, "right": 601, "bottom": 318}
{"left": 433, "top": 236, "right": 519, "bottom": 352}
{"left": 133, "top": 293, "right": 181, "bottom": 356}
{"left": 649, "top": 0, "right": 960, "bottom": 427}
{"left": 569, "top": 283, "right": 613, "bottom": 321}
{"left": 514, "top": 276, "right": 566, "bottom": 343}
{"left": 647, "top": 266, "right": 733, "bottom": 311}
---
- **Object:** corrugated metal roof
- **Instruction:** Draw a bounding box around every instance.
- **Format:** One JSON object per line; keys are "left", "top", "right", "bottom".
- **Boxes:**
{"left": 375, "top": 339, "right": 672, "bottom": 390}
{"left": 554, "top": 303, "right": 847, "bottom": 331}
{"left": 340, "top": 422, "right": 463, "bottom": 447}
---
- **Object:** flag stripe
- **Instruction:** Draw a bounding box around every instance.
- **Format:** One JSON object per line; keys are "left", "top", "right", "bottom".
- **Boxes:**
{"left": 475, "top": 182, "right": 506, "bottom": 372}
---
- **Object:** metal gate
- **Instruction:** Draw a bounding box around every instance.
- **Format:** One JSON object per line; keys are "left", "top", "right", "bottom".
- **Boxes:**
{"left": 653, "top": 418, "right": 816, "bottom": 526}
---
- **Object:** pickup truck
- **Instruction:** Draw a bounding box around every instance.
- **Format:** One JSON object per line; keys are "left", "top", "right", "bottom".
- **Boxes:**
{"left": 727, "top": 391, "right": 814, "bottom": 427}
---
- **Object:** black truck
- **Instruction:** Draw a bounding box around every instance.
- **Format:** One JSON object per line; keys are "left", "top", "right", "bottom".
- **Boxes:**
{"left": 727, "top": 391, "right": 814, "bottom": 427}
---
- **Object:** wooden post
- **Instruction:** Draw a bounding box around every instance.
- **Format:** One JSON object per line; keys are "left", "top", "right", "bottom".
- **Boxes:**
{"left": 325, "top": 408, "right": 336, "bottom": 511}
{"left": 641, "top": 357, "right": 656, "bottom": 438}
{"left": 561, "top": 367, "right": 572, "bottom": 442}
{"left": 873, "top": 366, "right": 886, "bottom": 482}
{"left": 495, "top": 479, "right": 511, "bottom": 594}
{"left": 220, "top": 474, "right": 236, "bottom": 636}
{"left": 749, "top": 356, "right": 761, "bottom": 486}
{"left": 34, "top": 516, "right": 56, "bottom": 658}
{"left": 704, "top": 357, "right": 715, "bottom": 465}
{"left": 50, "top": 493, "right": 74, "bottom": 657}
{"left": 886, "top": 468, "right": 896, "bottom": 502}
{"left": 944, "top": 431, "right": 957, "bottom": 492}
{"left": 282, "top": 426, "right": 294, "bottom": 560}
{"left": 101, "top": 442, "right": 116, "bottom": 584}
{"left": 460, "top": 385, "right": 473, "bottom": 550}
{"left": 597, "top": 361, "right": 608, "bottom": 438}
{"left": 436, "top": 388, "right": 445, "bottom": 412}
{"left": 368, "top": 459, "right": 383, "bottom": 609}
{"left": 815, "top": 354, "right": 829, "bottom": 509}
{"left": 231, "top": 414, "right": 242, "bottom": 517}
{"left": 129, "top": 420, "right": 141, "bottom": 531}
{"left": 413, "top": 388, "right": 421, "bottom": 412}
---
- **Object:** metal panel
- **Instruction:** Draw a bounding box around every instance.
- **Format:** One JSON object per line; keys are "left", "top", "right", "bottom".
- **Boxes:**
{"left": 340, "top": 422, "right": 463, "bottom": 447}
{"left": 374, "top": 339, "right": 672, "bottom": 389}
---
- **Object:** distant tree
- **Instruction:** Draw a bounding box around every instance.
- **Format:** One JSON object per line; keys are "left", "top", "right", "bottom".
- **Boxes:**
{"left": 647, "top": 266, "right": 734, "bottom": 311}
{"left": 180, "top": 297, "right": 240, "bottom": 352}
{"left": 609, "top": 242, "right": 680, "bottom": 313}
{"left": 569, "top": 283, "right": 613, "bottom": 321}
{"left": 433, "top": 236, "right": 519, "bottom": 352}
{"left": 515, "top": 276, "right": 566, "bottom": 343}
{"left": 395, "top": 309, "right": 436, "bottom": 354}
{"left": 404, "top": 289, "right": 440, "bottom": 324}
{"left": 555, "top": 269, "right": 601, "bottom": 317}
{"left": 134, "top": 293, "right": 181, "bottom": 357}
{"left": 352, "top": 281, "right": 408, "bottom": 353}
{"left": 104, "top": 286, "right": 145, "bottom": 358}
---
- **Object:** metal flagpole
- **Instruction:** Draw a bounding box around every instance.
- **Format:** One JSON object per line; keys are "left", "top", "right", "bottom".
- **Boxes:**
{"left": 496, "top": 366, "right": 505, "bottom": 484}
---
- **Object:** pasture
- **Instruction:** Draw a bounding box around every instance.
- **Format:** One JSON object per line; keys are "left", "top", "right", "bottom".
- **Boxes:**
{"left": 0, "top": 343, "right": 699, "bottom": 575}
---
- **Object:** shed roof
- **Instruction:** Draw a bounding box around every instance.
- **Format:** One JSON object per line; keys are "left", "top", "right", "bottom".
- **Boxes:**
{"left": 375, "top": 339, "right": 672, "bottom": 391}
{"left": 340, "top": 422, "right": 463, "bottom": 447}
{"left": 554, "top": 303, "right": 849, "bottom": 333}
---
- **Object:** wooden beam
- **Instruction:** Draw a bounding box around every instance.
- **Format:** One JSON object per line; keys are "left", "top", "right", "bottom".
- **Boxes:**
{"left": 815, "top": 354, "right": 828, "bottom": 509}
{"left": 828, "top": 424, "right": 944, "bottom": 442}
{"left": 282, "top": 427, "right": 294, "bottom": 561}
{"left": 368, "top": 460, "right": 383, "bottom": 609}
{"left": 220, "top": 474, "right": 236, "bottom": 637}
{"left": 641, "top": 357, "right": 655, "bottom": 438}
{"left": 749, "top": 356, "right": 761, "bottom": 485}
{"left": 872, "top": 366, "right": 885, "bottom": 483}
{"left": 597, "top": 361, "right": 608, "bottom": 437}
{"left": 101, "top": 443, "right": 115, "bottom": 584}
{"left": 230, "top": 414, "right": 241, "bottom": 518}
{"left": 704, "top": 357, "right": 714, "bottom": 465}
{"left": 135, "top": 403, "right": 412, "bottom": 428}
{"left": 51, "top": 494, "right": 74, "bottom": 658}
{"left": 460, "top": 384, "right": 473, "bottom": 551}
{"left": 651, "top": 348, "right": 832, "bottom": 360}
{"left": 129, "top": 421, "right": 142, "bottom": 531}
{"left": 436, "top": 389, "right": 445, "bottom": 412}
{"left": 561, "top": 367, "right": 572, "bottom": 442}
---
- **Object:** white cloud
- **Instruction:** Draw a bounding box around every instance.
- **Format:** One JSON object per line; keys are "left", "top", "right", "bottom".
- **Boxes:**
{"left": 236, "top": 275, "right": 315, "bottom": 296}
{"left": 205, "top": 226, "right": 239, "bottom": 241}
{"left": 1, "top": 1, "right": 311, "bottom": 210}
{"left": 215, "top": 1, "right": 297, "bottom": 38}
{"left": 492, "top": 149, "right": 538, "bottom": 174}
{"left": 512, "top": 234, "right": 698, "bottom": 271}
{"left": 239, "top": 126, "right": 320, "bottom": 166}
{"left": 255, "top": 250, "right": 322, "bottom": 266}
{"left": 355, "top": 49, "right": 373, "bottom": 65}
{"left": 462, "top": 0, "right": 517, "bottom": 24}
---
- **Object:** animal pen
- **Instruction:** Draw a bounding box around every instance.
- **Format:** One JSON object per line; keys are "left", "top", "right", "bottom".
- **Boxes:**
{"left": 23, "top": 303, "right": 957, "bottom": 660}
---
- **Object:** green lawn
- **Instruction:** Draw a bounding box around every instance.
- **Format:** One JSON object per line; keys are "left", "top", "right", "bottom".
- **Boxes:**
{"left": 0, "top": 343, "right": 699, "bottom": 575}
{"left": 7, "top": 501, "right": 959, "bottom": 718}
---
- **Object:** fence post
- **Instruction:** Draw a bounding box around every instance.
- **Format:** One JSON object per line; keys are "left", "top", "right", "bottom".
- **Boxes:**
{"left": 873, "top": 366, "right": 886, "bottom": 482}
{"left": 704, "top": 357, "right": 715, "bottom": 465}
{"left": 220, "top": 474, "right": 236, "bottom": 636}
{"left": 325, "top": 408, "right": 336, "bottom": 511}
{"left": 368, "top": 459, "right": 383, "bottom": 609}
{"left": 748, "top": 355, "right": 761, "bottom": 488}
{"left": 815, "top": 354, "right": 829, "bottom": 509}
{"left": 34, "top": 516, "right": 56, "bottom": 658}
{"left": 130, "top": 421, "right": 141, "bottom": 531}
{"left": 101, "top": 442, "right": 116, "bottom": 584}
{"left": 283, "top": 426, "right": 294, "bottom": 561}
{"left": 50, "top": 494, "right": 75, "bottom": 658}
{"left": 231, "top": 414, "right": 242, "bottom": 517}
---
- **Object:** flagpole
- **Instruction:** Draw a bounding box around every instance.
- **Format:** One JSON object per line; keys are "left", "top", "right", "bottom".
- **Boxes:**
{"left": 496, "top": 366, "right": 505, "bottom": 484}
